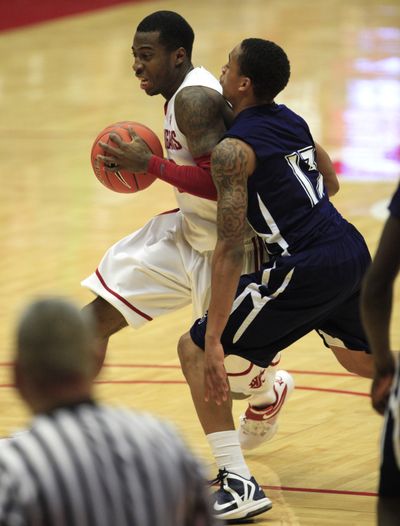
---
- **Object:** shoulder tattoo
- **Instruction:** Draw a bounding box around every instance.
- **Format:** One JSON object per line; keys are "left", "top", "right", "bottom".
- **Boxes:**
{"left": 175, "top": 86, "right": 222, "bottom": 133}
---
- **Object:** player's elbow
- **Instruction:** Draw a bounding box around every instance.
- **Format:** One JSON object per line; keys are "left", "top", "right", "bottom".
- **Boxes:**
{"left": 326, "top": 171, "right": 340, "bottom": 197}
{"left": 222, "top": 241, "right": 245, "bottom": 267}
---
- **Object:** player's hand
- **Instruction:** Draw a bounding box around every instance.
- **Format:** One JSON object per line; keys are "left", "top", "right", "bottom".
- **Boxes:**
{"left": 98, "top": 127, "right": 152, "bottom": 173}
{"left": 371, "top": 369, "right": 394, "bottom": 415}
{"left": 204, "top": 339, "right": 229, "bottom": 405}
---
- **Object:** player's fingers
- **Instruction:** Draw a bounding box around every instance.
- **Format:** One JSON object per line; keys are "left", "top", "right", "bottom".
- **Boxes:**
{"left": 99, "top": 141, "right": 120, "bottom": 156}
{"left": 371, "top": 389, "right": 389, "bottom": 415}
{"left": 128, "top": 127, "right": 149, "bottom": 150}
{"left": 371, "top": 375, "right": 393, "bottom": 415}
{"left": 128, "top": 127, "right": 138, "bottom": 139}
{"left": 97, "top": 155, "right": 119, "bottom": 170}
{"left": 209, "top": 373, "right": 227, "bottom": 405}
{"left": 372, "top": 397, "right": 387, "bottom": 415}
{"left": 204, "top": 370, "right": 220, "bottom": 405}
{"left": 204, "top": 371, "right": 216, "bottom": 403}
{"left": 108, "top": 132, "right": 125, "bottom": 146}
{"left": 218, "top": 381, "right": 228, "bottom": 402}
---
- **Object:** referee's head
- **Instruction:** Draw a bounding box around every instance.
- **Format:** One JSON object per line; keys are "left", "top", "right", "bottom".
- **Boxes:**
{"left": 14, "top": 297, "right": 97, "bottom": 413}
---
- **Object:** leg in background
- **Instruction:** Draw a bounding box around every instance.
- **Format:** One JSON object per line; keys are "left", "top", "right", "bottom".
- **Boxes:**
{"left": 330, "top": 346, "right": 374, "bottom": 378}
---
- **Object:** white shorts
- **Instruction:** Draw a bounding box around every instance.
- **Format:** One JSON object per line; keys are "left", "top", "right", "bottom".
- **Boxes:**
{"left": 82, "top": 209, "right": 265, "bottom": 328}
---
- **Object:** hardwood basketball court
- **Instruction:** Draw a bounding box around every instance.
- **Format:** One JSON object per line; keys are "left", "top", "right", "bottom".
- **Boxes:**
{"left": 1, "top": 1, "right": 399, "bottom": 524}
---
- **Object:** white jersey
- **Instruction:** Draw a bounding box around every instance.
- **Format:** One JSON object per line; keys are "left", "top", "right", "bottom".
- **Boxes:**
{"left": 164, "top": 67, "right": 222, "bottom": 253}
{"left": 82, "top": 69, "right": 265, "bottom": 326}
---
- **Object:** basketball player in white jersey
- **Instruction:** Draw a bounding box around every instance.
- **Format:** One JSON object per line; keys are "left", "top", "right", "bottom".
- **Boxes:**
{"left": 83, "top": 11, "right": 338, "bottom": 453}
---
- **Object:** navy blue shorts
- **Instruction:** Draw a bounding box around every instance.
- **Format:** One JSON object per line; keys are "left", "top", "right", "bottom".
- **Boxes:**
{"left": 379, "top": 364, "right": 400, "bottom": 497}
{"left": 190, "top": 224, "right": 371, "bottom": 367}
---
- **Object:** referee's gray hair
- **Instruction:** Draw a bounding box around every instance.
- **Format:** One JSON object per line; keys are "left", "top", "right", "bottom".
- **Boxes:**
{"left": 16, "top": 297, "right": 96, "bottom": 379}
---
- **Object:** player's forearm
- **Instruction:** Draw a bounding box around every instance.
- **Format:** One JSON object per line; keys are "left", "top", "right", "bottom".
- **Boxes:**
{"left": 148, "top": 155, "right": 217, "bottom": 200}
{"left": 206, "top": 242, "right": 244, "bottom": 343}
{"left": 315, "top": 142, "right": 339, "bottom": 197}
{"left": 361, "top": 276, "right": 394, "bottom": 372}
{"left": 361, "top": 215, "right": 400, "bottom": 371}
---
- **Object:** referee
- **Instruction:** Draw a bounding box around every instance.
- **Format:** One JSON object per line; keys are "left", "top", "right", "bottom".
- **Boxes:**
{"left": 0, "top": 297, "right": 215, "bottom": 526}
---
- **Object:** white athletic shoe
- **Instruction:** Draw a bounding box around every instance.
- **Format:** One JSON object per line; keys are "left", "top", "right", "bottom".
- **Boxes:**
{"left": 210, "top": 469, "right": 272, "bottom": 521}
{"left": 239, "top": 370, "right": 294, "bottom": 450}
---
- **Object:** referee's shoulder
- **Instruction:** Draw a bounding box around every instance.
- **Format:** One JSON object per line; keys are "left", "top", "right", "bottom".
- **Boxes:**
{"left": 103, "top": 404, "right": 181, "bottom": 435}
{"left": 100, "top": 404, "right": 192, "bottom": 453}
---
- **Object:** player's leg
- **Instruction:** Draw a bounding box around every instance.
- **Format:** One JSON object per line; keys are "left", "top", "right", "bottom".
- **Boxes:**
{"left": 178, "top": 332, "right": 272, "bottom": 521}
{"left": 82, "top": 296, "right": 128, "bottom": 374}
{"left": 178, "top": 332, "right": 235, "bottom": 433}
{"left": 182, "top": 252, "right": 369, "bottom": 517}
{"left": 329, "top": 345, "right": 374, "bottom": 377}
{"left": 81, "top": 211, "right": 192, "bottom": 371}
{"left": 317, "top": 290, "right": 374, "bottom": 378}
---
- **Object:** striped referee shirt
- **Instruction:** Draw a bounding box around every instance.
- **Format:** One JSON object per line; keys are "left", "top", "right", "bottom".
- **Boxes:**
{"left": 0, "top": 401, "right": 214, "bottom": 526}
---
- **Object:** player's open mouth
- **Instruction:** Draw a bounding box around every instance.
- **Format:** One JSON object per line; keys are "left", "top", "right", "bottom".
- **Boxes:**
{"left": 139, "top": 78, "right": 150, "bottom": 90}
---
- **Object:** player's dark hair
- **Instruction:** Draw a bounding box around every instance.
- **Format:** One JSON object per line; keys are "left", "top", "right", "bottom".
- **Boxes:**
{"left": 238, "top": 38, "right": 290, "bottom": 100}
{"left": 137, "top": 11, "right": 194, "bottom": 60}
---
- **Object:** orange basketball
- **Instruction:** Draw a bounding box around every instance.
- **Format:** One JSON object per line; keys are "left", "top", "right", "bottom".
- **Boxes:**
{"left": 91, "top": 121, "right": 163, "bottom": 193}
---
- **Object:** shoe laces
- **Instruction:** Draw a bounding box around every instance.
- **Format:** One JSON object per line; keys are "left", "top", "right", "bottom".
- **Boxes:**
{"left": 208, "top": 468, "right": 229, "bottom": 488}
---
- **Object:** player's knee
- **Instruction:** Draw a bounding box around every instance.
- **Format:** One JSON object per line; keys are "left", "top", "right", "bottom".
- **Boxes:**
{"left": 178, "top": 332, "right": 201, "bottom": 377}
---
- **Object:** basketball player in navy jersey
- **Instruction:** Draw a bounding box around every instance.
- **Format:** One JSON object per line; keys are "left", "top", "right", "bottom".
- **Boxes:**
{"left": 361, "top": 181, "right": 400, "bottom": 526}
{"left": 177, "top": 39, "right": 375, "bottom": 521}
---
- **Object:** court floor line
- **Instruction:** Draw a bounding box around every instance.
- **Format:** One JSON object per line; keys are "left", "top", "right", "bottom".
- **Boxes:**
{"left": 0, "top": 380, "right": 369, "bottom": 397}
{"left": 262, "top": 485, "right": 377, "bottom": 497}
{"left": 0, "top": 362, "right": 361, "bottom": 377}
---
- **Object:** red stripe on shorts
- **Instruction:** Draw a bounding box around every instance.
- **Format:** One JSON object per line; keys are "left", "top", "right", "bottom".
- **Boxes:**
{"left": 95, "top": 269, "right": 153, "bottom": 321}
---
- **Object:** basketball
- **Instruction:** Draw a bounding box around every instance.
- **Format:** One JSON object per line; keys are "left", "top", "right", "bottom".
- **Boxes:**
{"left": 90, "top": 121, "right": 163, "bottom": 193}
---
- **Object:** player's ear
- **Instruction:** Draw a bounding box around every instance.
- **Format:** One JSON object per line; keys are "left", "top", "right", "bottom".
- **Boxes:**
{"left": 239, "top": 76, "right": 252, "bottom": 93}
{"left": 174, "top": 47, "right": 186, "bottom": 66}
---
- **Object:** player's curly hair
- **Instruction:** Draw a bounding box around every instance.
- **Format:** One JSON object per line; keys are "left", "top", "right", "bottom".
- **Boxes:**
{"left": 137, "top": 11, "right": 195, "bottom": 60}
{"left": 238, "top": 38, "right": 290, "bottom": 100}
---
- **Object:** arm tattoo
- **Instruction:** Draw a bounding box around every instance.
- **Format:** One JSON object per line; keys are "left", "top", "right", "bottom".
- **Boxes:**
{"left": 175, "top": 87, "right": 227, "bottom": 157}
{"left": 211, "top": 139, "right": 249, "bottom": 244}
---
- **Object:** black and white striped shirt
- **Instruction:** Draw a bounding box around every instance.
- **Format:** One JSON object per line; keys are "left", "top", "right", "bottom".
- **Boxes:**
{"left": 0, "top": 401, "right": 214, "bottom": 526}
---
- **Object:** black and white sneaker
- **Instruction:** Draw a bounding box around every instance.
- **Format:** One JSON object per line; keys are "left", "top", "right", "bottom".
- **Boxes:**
{"left": 210, "top": 469, "right": 272, "bottom": 521}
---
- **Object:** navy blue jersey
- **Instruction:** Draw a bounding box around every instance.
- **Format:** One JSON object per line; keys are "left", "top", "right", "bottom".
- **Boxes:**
{"left": 389, "top": 181, "right": 400, "bottom": 218}
{"left": 225, "top": 104, "right": 348, "bottom": 256}
{"left": 191, "top": 103, "right": 371, "bottom": 365}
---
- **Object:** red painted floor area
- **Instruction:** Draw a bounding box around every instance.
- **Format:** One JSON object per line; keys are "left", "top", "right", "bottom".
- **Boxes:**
{"left": 0, "top": 0, "right": 144, "bottom": 31}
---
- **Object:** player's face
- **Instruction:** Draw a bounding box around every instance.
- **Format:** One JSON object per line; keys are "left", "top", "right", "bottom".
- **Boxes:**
{"left": 132, "top": 31, "right": 179, "bottom": 98}
{"left": 219, "top": 44, "right": 243, "bottom": 105}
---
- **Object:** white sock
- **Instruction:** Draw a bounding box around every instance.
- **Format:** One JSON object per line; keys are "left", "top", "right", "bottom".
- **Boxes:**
{"left": 207, "top": 430, "right": 251, "bottom": 479}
